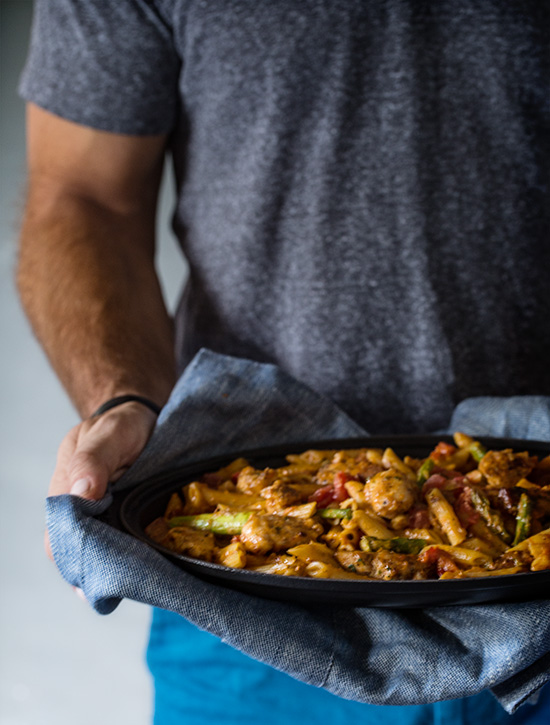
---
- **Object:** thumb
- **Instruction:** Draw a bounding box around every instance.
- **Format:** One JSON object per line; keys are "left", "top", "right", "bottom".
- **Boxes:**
{"left": 67, "top": 448, "right": 112, "bottom": 501}
{"left": 49, "top": 403, "right": 157, "bottom": 502}
{"left": 67, "top": 420, "right": 132, "bottom": 500}
{"left": 64, "top": 403, "right": 157, "bottom": 499}
{"left": 45, "top": 405, "right": 155, "bottom": 562}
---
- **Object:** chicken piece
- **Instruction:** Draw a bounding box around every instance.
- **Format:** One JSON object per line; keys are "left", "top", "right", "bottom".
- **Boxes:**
{"left": 145, "top": 517, "right": 171, "bottom": 546}
{"left": 527, "top": 531, "right": 550, "bottom": 570}
{"left": 286, "top": 449, "right": 337, "bottom": 467}
{"left": 337, "top": 451, "right": 386, "bottom": 481}
{"left": 314, "top": 451, "right": 385, "bottom": 487}
{"left": 216, "top": 540, "right": 247, "bottom": 569}
{"left": 236, "top": 466, "right": 278, "bottom": 494}
{"left": 165, "top": 492, "right": 185, "bottom": 518}
{"left": 239, "top": 513, "right": 322, "bottom": 555}
{"left": 250, "top": 554, "right": 309, "bottom": 577}
{"left": 363, "top": 469, "right": 417, "bottom": 518}
{"left": 370, "top": 549, "right": 417, "bottom": 580}
{"left": 493, "top": 548, "right": 532, "bottom": 572}
{"left": 166, "top": 526, "right": 216, "bottom": 561}
{"left": 260, "top": 480, "right": 305, "bottom": 511}
{"left": 478, "top": 449, "right": 537, "bottom": 488}
{"left": 334, "top": 549, "right": 373, "bottom": 575}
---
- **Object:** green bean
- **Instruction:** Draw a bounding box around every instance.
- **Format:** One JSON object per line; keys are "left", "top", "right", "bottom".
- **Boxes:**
{"left": 417, "top": 458, "right": 435, "bottom": 486}
{"left": 469, "top": 488, "right": 511, "bottom": 542}
{"left": 359, "top": 536, "right": 428, "bottom": 555}
{"left": 512, "top": 493, "right": 533, "bottom": 547}
{"left": 168, "top": 512, "right": 251, "bottom": 535}
{"left": 319, "top": 508, "right": 352, "bottom": 520}
{"left": 469, "top": 441, "right": 487, "bottom": 463}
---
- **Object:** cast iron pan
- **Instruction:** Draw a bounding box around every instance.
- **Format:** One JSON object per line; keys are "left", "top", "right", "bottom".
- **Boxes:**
{"left": 113, "top": 435, "right": 550, "bottom": 607}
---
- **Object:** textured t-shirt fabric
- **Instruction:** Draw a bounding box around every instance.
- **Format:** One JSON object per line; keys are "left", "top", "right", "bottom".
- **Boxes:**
{"left": 20, "top": 0, "right": 550, "bottom": 435}
{"left": 19, "top": 1, "right": 550, "bottom": 723}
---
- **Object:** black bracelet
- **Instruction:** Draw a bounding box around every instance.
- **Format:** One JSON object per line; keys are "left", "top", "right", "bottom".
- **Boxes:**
{"left": 90, "top": 395, "right": 162, "bottom": 418}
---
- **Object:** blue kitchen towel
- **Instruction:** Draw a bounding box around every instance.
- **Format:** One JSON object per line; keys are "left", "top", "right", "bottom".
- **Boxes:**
{"left": 46, "top": 349, "right": 550, "bottom": 713}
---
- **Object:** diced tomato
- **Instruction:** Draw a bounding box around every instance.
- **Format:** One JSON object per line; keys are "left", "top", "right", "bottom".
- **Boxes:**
{"left": 436, "top": 467, "right": 463, "bottom": 480}
{"left": 309, "top": 472, "right": 353, "bottom": 506}
{"left": 423, "top": 469, "right": 465, "bottom": 496}
{"left": 430, "top": 442, "right": 457, "bottom": 461}
{"left": 418, "top": 546, "right": 439, "bottom": 566}
{"left": 422, "top": 473, "right": 449, "bottom": 494}
{"left": 436, "top": 552, "right": 461, "bottom": 577}
{"left": 496, "top": 488, "right": 517, "bottom": 515}
{"left": 454, "top": 487, "right": 480, "bottom": 527}
{"left": 309, "top": 484, "right": 336, "bottom": 507}
{"left": 201, "top": 472, "right": 223, "bottom": 486}
{"left": 333, "top": 472, "right": 352, "bottom": 502}
{"left": 407, "top": 506, "right": 431, "bottom": 529}
{"left": 418, "top": 546, "right": 461, "bottom": 577}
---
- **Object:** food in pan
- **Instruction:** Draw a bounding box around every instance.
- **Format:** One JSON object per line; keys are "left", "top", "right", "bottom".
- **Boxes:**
{"left": 145, "top": 433, "right": 550, "bottom": 580}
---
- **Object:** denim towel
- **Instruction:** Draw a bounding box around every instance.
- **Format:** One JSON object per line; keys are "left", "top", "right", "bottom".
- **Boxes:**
{"left": 46, "top": 350, "right": 550, "bottom": 713}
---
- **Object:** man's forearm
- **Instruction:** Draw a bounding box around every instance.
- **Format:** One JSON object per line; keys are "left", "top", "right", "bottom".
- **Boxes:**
{"left": 17, "top": 184, "right": 176, "bottom": 418}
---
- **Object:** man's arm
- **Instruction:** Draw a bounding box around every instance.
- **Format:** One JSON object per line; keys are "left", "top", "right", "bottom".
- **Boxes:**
{"left": 18, "top": 104, "right": 177, "bottom": 511}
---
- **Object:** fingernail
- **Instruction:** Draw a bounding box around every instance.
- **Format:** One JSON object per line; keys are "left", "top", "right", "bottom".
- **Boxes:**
{"left": 70, "top": 477, "right": 92, "bottom": 497}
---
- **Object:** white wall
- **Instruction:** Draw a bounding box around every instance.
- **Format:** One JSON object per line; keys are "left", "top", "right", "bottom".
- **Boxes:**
{"left": 0, "top": 2, "right": 187, "bottom": 723}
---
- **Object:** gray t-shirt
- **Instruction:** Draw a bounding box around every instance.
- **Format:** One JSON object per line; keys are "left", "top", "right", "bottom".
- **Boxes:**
{"left": 20, "top": 0, "right": 550, "bottom": 433}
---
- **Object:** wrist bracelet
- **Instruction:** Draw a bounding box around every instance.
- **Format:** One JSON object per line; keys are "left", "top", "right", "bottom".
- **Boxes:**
{"left": 91, "top": 395, "right": 162, "bottom": 418}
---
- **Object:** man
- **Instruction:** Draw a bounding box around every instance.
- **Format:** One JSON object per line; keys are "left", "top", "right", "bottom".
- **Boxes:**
{"left": 17, "top": 1, "right": 549, "bottom": 723}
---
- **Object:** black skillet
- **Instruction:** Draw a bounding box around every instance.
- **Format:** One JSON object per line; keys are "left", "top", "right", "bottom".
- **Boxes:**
{"left": 112, "top": 435, "right": 550, "bottom": 607}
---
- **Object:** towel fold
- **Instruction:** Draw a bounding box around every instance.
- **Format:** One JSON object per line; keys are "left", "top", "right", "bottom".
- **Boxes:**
{"left": 46, "top": 349, "right": 550, "bottom": 713}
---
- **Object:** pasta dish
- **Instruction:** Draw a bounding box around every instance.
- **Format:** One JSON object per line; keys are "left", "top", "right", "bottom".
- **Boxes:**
{"left": 145, "top": 433, "right": 550, "bottom": 580}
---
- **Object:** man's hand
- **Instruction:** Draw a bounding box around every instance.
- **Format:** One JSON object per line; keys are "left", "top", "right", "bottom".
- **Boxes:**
{"left": 45, "top": 402, "right": 158, "bottom": 561}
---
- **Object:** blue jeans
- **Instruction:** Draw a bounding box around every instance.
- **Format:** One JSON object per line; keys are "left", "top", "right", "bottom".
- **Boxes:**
{"left": 147, "top": 609, "right": 550, "bottom": 725}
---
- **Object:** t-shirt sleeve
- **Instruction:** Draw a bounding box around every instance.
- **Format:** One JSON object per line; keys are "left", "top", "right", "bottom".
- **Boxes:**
{"left": 19, "top": 0, "right": 180, "bottom": 135}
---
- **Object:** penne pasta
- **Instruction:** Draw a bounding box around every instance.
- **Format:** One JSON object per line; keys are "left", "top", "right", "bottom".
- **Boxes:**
{"left": 145, "top": 436, "right": 550, "bottom": 581}
{"left": 426, "top": 488, "right": 467, "bottom": 546}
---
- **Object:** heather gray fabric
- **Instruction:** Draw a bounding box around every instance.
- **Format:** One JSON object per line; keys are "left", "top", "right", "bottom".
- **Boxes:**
{"left": 20, "top": 0, "right": 550, "bottom": 435}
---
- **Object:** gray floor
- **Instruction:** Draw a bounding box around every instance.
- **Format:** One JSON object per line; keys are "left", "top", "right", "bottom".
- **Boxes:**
{"left": 0, "top": 2, "right": 188, "bottom": 723}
